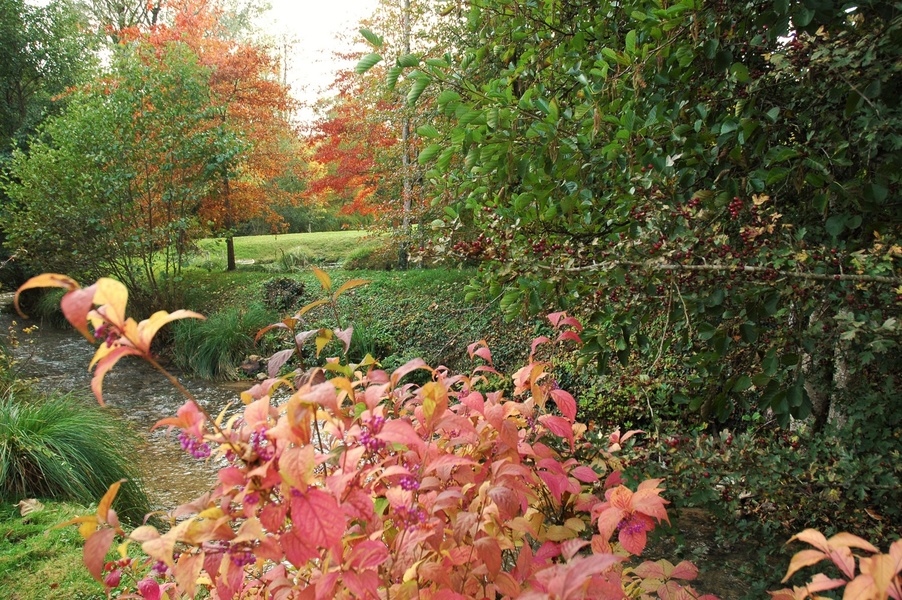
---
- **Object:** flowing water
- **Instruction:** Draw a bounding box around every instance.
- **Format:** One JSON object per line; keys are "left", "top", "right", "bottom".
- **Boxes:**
{"left": 2, "top": 305, "right": 240, "bottom": 510}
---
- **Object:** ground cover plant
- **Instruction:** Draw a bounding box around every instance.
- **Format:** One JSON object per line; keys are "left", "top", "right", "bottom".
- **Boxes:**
{"left": 16, "top": 272, "right": 902, "bottom": 600}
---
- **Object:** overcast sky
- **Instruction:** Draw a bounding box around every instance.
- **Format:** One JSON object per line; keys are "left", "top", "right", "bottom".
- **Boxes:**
{"left": 258, "top": 0, "right": 380, "bottom": 120}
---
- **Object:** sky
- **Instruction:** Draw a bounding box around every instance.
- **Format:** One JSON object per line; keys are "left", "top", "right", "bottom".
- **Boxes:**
{"left": 257, "top": 0, "right": 381, "bottom": 120}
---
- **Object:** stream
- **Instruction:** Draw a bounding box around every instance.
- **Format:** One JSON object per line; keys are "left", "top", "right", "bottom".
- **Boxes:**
{"left": 2, "top": 306, "right": 240, "bottom": 510}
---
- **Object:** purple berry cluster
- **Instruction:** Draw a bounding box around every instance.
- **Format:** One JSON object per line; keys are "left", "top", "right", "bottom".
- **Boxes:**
{"left": 249, "top": 428, "right": 274, "bottom": 461}
{"left": 395, "top": 504, "right": 428, "bottom": 530}
{"left": 229, "top": 550, "right": 256, "bottom": 567}
{"left": 359, "top": 415, "right": 386, "bottom": 452}
{"left": 399, "top": 475, "right": 420, "bottom": 491}
{"left": 178, "top": 431, "right": 211, "bottom": 459}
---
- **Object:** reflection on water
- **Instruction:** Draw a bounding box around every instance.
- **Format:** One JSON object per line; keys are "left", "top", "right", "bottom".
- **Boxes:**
{"left": 3, "top": 310, "right": 239, "bottom": 510}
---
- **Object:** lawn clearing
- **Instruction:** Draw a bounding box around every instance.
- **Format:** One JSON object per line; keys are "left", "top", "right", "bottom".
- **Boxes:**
{"left": 193, "top": 230, "right": 385, "bottom": 268}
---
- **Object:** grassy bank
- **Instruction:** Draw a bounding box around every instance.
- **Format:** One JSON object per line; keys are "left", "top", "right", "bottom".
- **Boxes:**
{"left": 0, "top": 500, "right": 104, "bottom": 600}
{"left": 170, "top": 266, "right": 527, "bottom": 380}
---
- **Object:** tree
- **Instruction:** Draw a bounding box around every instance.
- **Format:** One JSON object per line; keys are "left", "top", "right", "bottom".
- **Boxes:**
{"left": 305, "top": 57, "right": 400, "bottom": 218}
{"left": 137, "top": 0, "right": 299, "bottom": 271}
{"left": 362, "top": 0, "right": 902, "bottom": 431}
{"left": 3, "top": 41, "right": 217, "bottom": 308}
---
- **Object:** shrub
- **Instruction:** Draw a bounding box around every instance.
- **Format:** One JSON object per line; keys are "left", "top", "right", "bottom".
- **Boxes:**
{"left": 0, "top": 392, "right": 149, "bottom": 523}
{"left": 171, "top": 303, "right": 276, "bottom": 379}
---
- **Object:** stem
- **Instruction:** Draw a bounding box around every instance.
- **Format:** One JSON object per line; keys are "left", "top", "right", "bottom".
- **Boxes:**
{"left": 145, "top": 355, "right": 242, "bottom": 456}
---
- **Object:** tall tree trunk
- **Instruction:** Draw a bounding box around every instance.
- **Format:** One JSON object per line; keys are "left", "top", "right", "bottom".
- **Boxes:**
{"left": 398, "top": 0, "right": 411, "bottom": 270}
{"left": 223, "top": 172, "right": 236, "bottom": 271}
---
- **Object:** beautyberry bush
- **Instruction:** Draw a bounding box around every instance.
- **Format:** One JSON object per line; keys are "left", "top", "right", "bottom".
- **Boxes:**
{"left": 17, "top": 273, "right": 717, "bottom": 600}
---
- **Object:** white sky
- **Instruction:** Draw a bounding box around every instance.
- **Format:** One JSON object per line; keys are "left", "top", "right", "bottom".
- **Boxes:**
{"left": 257, "top": 0, "right": 380, "bottom": 121}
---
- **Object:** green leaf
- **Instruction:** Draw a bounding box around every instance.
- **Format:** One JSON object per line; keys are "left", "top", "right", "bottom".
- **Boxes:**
{"left": 731, "top": 62, "right": 750, "bottom": 82}
{"left": 698, "top": 322, "right": 718, "bottom": 341}
{"left": 740, "top": 323, "right": 759, "bottom": 344}
{"left": 397, "top": 53, "right": 420, "bottom": 68}
{"left": 418, "top": 143, "right": 442, "bottom": 164}
{"left": 436, "top": 90, "right": 461, "bottom": 106}
{"left": 825, "top": 215, "right": 845, "bottom": 237}
{"left": 386, "top": 66, "right": 403, "bottom": 89}
{"left": 355, "top": 53, "right": 382, "bottom": 74}
{"left": 625, "top": 30, "right": 637, "bottom": 54}
{"left": 359, "top": 28, "right": 383, "bottom": 48}
{"left": 416, "top": 124, "right": 440, "bottom": 138}
{"left": 407, "top": 75, "right": 431, "bottom": 106}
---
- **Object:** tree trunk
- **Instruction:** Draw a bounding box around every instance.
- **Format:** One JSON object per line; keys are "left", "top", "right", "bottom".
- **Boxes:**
{"left": 223, "top": 172, "right": 236, "bottom": 271}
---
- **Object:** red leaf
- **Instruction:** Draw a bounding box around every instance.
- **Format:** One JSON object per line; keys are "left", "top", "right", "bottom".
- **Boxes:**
{"left": 281, "top": 530, "right": 317, "bottom": 567}
{"left": 476, "top": 537, "right": 503, "bottom": 577}
{"left": 550, "top": 388, "right": 577, "bottom": 422}
{"left": 290, "top": 489, "right": 345, "bottom": 548}
{"left": 60, "top": 286, "right": 97, "bottom": 342}
{"left": 570, "top": 465, "right": 599, "bottom": 483}
{"left": 556, "top": 330, "right": 583, "bottom": 345}
{"left": 84, "top": 528, "right": 116, "bottom": 581}
{"left": 539, "top": 414, "right": 574, "bottom": 449}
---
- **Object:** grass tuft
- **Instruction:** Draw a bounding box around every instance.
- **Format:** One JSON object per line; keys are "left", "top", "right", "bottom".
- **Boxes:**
{"left": 0, "top": 393, "right": 150, "bottom": 524}
{"left": 171, "top": 303, "right": 277, "bottom": 379}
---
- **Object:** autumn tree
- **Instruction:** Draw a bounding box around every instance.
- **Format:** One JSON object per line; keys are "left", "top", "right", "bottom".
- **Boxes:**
{"left": 137, "top": 0, "right": 299, "bottom": 270}
{"left": 305, "top": 58, "right": 399, "bottom": 218}
{"left": 3, "top": 41, "right": 216, "bottom": 309}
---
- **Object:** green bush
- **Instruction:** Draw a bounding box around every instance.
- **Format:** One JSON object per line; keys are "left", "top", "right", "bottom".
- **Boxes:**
{"left": 171, "top": 302, "right": 276, "bottom": 379}
{"left": 0, "top": 393, "right": 149, "bottom": 523}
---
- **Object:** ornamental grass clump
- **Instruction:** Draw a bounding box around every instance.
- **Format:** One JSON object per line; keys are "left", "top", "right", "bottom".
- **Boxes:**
{"left": 0, "top": 392, "right": 149, "bottom": 523}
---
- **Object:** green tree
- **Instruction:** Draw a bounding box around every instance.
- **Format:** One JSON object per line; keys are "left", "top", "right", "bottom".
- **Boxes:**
{"left": 2, "top": 41, "right": 216, "bottom": 309}
{"left": 363, "top": 0, "right": 902, "bottom": 430}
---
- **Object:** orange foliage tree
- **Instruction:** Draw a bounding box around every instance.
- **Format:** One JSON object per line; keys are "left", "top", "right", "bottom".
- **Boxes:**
{"left": 125, "top": 0, "right": 300, "bottom": 270}
{"left": 305, "top": 58, "right": 399, "bottom": 218}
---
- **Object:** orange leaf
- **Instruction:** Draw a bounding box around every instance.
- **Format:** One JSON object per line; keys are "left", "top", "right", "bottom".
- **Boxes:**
{"left": 783, "top": 549, "right": 828, "bottom": 583}
{"left": 14, "top": 273, "right": 81, "bottom": 317}
{"left": 332, "top": 278, "right": 371, "bottom": 300}
{"left": 91, "top": 346, "right": 142, "bottom": 405}
{"left": 97, "top": 480, "right": 125, "bottom": 523}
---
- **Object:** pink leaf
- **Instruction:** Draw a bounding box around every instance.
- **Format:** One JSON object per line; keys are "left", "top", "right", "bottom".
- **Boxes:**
{"left": 547, "top": 312, "right": 565, "bottom": 327}
{"left": 530, "top": 336, "right": 552, "bottom": 358}
{"left": 476, "top": 537, "right": 503, "bottom": 577}
{"left": 268, "top": 348, "right": 295, "bottom": 378}
{"left": 60, "top": 286, "right": 97, "bottom": 342}
{"left": 84, "top": 528, "right": 116, "bottom": 581}
{"left": 281, "top": 530, "right": 317, "bottom": 567}
{"left": 333, "top": 327, "right": 353, "bottom": 353}
{"left": 391, "top": 358, "right": 431, "bottom": 386}
{"left": 539, "top": 414, "right": 574, "bottom": 449}
{"left": 347, "top": 540, "right": 389, "bottom": 570}
{"left": 137, "top": 578, "right": 162, "bottom": 600}
{"left": 570, "top": 465, "right": 599, "bottom": 483}
{"left": 467, "top": 340, "right": 493, "bottom": 363}
{"left": 550, "top": 388, "right": 577, "bottom": 422}
{"left": 671, "top": 560, "right": 700, "bottom": 580}
{"left": 244, "top": 396, "right": 271, "bottom": 430}
{"left": 556, "top": 330, "right": 583, "bottom": 345}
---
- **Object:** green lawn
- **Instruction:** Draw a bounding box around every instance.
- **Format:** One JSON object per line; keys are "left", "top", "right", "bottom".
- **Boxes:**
{"left": 193, "top": 230, "right": 385, "bottom": 269}
{"left": 0, "top": 501, "right": 104, "bottom": 600}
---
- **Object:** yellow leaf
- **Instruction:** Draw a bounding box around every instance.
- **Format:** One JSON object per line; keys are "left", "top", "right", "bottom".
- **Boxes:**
{"left": 315, "top": 329, "right": 333, "bottom": 357}
{"left": 93, "top": 278, "right": 129, "bottom": 327}
{"left": 14, "top": 273, "right": 80, "bottom": 318}
{"left": 332, "top": 278, "right": 371, "bottom": 301}
{"left": 312, "top": 267, "right": 332, "bottom": 292}
{"left": 752, "top": 194, "right": 770, "bottom": 206}
{"left": 545, "top": 525, "right": 578, "bottom": 541}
